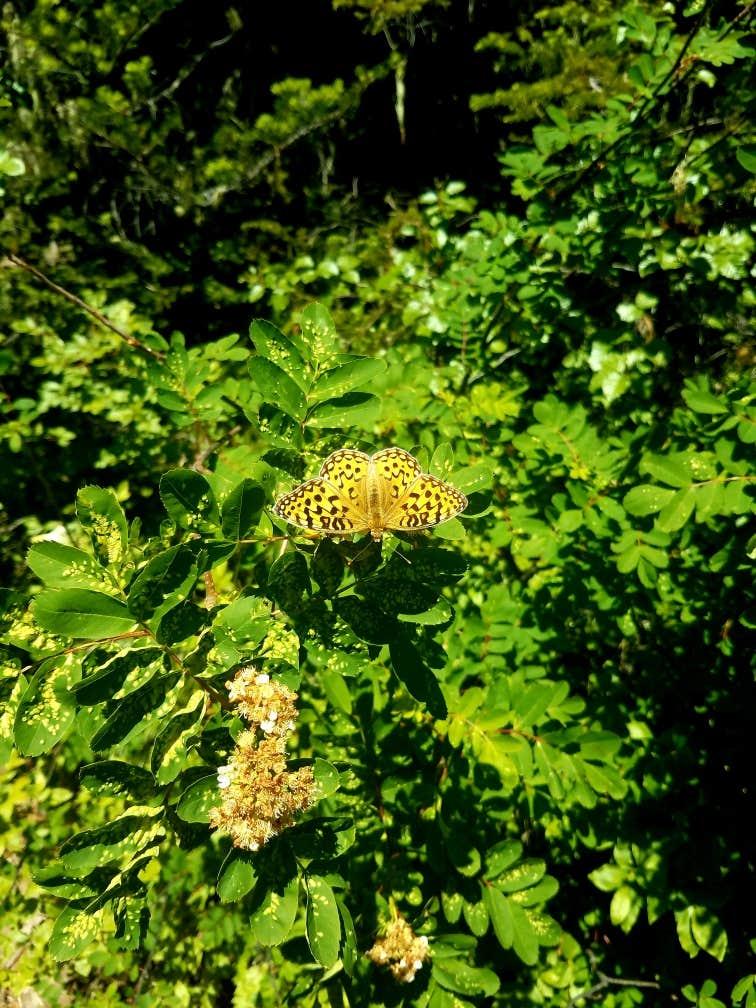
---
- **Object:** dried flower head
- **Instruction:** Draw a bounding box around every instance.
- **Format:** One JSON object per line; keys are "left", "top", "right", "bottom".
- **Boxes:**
{"left": 366, "top": 915, "right": 431, "bottom": 983}
{"left": 210, "top": 666, "right": 315, "bottom": 851}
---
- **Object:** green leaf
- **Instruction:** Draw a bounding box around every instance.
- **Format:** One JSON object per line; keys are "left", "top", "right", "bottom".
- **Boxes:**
{"left": 76, "top": 486, "right": 128, "bottom": 566}
{"left": 656, "top": 487, "right": 697, "bottom": 532}
{"left": 486, "top": 840, "right": 523, "bottom": 878}
{"left": 250, "top": 873, "right": 300, "bottom": 946}
{"left": 513, "top": 681, "right": 561, "bottom": 727}
{"left": 27, "top": 542, "right": 111, "bottom": 591}
{"left": 305, "top": 874, "right": 341, "bottom": 968}
{"left": 311, "top": 538, "right": 345, "bottom": 597}
{"left": 624, "top": 484, "right": 676, "bottom": 516}
{"left": 432, "top": 959, "right": 500, "bottom": 997}
{"left": 306, "top": 391, "right": 381, "bottom": 429}
{"left": 176, "top": 774, "right": 221, "bottom": 823}
{"left": 311, "top": 358, "right": 387, "bottom": 400}
{"left": 640, "top": 453, "right": 694, "bottom": 488}
{"left": 14, "top": 656, "right": 78, "bottom": 756}
{"left": 217, "top": 851, "right": 258, "bottom": 903}
{"left": 485, "top": 885, "right": 514, "bottom": 949}
{"left": 463, "top": 898, "right": 490, "bottom": 936}
{"left": 127, "top": 545, "right": 199, "bottom": 621}
{"left": 33, "top": 589, "right": 136, "bottom": 640}
{"left": 60, "top": 810, "right": 163, "bottom": 874}
{"left": 300, "top": 302, "right": 339, "bottom": 363}
{"left": 389, "top": 634, "right": 447, "bottom": 719}
{"left": 312, "top": 758, "right": 341, "bottom": 800}
{"left": 221, "top": 479, "right": 266, "bottom": 540}
{"left": 360, "top": 570, "right": 440, "bottom": 616}
{"left": 49, "top": 906, "right": 102, "bottom": 961}
{"left": 159, "top": 470, "right": 219, "bottom": 528}
{"left": 736, "top": 143, "right": 756, "bottom": 174}
{"left": 213, "top": 592, "right": 272, "bottom": 657}
{"left": 268, "top": 551, "right": 311, "bottom": 612}
{"left": 510, "top": 901, "right": 540, "bottom": 965}
{"left": 249, "top": 319, "right": 308, "bottom": 378}
{"left": 151, "top": 691, "right": 206, "bottom": 784}
{"left": 154, "top": 599, "right": 207, "bottom": 645}
{"left": 496, "top": 858, "right": 546, "bottom": 893}
{"left": 79, "top": 761, "right": 156, "bottom": 801}
{"left": 683, "top": 379, "right": 730, "bottom": 414}
{"left": 248, "top": 358, "right": 307, "bottom": 420}
{"left": 90, "top": 672, "right": 180, "bottom": 750}
{"left": 73, "top": 647, "right": 163, "bottom": 705}
{"left": 676, "top": 905, "right": 729, "bottom": 962}
{"left": 335, "top": 596, "right": 400, "bottom": 645}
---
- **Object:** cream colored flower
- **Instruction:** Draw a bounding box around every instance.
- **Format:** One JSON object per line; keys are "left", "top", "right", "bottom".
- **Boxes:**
{"left": 366, "top": 915, "right": 431, "bottom": 983}
{"left": 210, "top": 666, "right": 315, "bottom": 851}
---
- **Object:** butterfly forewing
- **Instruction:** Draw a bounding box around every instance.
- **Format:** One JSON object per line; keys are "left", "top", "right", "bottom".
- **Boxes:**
{"left": 319, "top": 449, "right": 371, "bottom": 503}
{"left": 370, "top": 447, "right": 423, "bottom": 501}
{"left": 273, "top": 477, "right": 370, "bottom": 535}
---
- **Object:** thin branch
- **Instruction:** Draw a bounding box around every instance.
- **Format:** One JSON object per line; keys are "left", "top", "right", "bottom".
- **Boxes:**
{"left": 4, "top": 253, "right": 165, "bottom": 359}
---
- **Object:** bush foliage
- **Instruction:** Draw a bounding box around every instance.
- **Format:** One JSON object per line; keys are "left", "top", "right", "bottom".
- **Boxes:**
{"left": 1, "top": 2, "right": 755, "bottom": 1007}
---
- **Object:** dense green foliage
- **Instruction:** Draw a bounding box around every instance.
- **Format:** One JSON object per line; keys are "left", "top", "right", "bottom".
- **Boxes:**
{"left": 2, "top": 1, "right": 755, "bottom": 1007}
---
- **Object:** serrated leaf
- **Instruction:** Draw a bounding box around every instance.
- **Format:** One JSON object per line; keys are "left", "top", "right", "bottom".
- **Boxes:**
{"left": 305, "top": 874, "right": 341, "bottom": 967}
{"left": 306, "top": 391, "right": 381, "bottom": 429}
{"left": 127, "top": 545, "right": 199, "bottom": 621}
{"left": 249, "top": 357, "right": 308, "bottom": 419}
{"left": 76, "top": 487, "right": 128, "bottom": 566}
{"left": 27, "top": 542, "right": 111, "bottom": 591}
{"left": 311, "top": 358, "right": 387, "bottom": 400}
{"left": 60, "top": 809, "right": 163, "bottom": 874}
{"left": 159, "top": 470, "right": 219, "bottom": 528}
{"left": 90, "top": 672, "right": 180, "bottom": 750}
{"left": 217, "top": 851, "right": 258, "bottom": 903}
{"left": 221, "top": 479, "right": 266, "bottom": 540}
{"left": 49, "top": 906, "right": 103, "bottom": 961}
{"left": 249, "top": 319, "right": 308, "bottom": 377}
{"left": 250, "top": 873, "right": 300, "bottom": 946}
{"left": 176, "top": 774, "right": 221, "bottom": 823}
{"left": 33, "top": 589, "right": 136, "bottom": 639}
{"left": 388, "top": 633, "right": 447, "bottom": 719}
{"left": 79, "top": 761, "right": 156, "bottom": 801}
{"left": 14, "top": 656, "right": 79, "bottom": 756}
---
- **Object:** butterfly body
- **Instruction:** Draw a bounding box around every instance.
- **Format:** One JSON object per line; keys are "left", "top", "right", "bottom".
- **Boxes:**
{"left": 273, "top": 447, "right": 467, "bottom": 541}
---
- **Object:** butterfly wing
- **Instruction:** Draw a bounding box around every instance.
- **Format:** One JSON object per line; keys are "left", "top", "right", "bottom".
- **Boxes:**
{"left": 370, "top": 447, "right": 423, "bottom": 503}
{"left": 383, "top": 473, "right": 468, "bottom": 532}
{"left": 273, "top": 477, "right": 370, "bottom": 536}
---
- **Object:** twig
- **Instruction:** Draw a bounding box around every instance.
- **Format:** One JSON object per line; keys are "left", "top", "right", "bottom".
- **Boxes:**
{"left": 4, "top": 253, "right": 165, "bottom": 359}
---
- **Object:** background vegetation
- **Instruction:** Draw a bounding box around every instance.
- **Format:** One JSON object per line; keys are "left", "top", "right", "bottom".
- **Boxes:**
{"left": 2, "top": 1, "right": 755, "bottom": 1006}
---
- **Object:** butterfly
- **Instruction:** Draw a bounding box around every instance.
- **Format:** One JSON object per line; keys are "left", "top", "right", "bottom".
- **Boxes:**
{"left": 273, "top": 447, "right": 467, "bottom": 542}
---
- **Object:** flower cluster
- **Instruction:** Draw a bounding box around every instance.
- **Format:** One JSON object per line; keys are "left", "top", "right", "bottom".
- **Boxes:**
{"left": 209, "top": 667, "right": 315, "bottom": 852}
{"left": 365, "top": 915, "right": 431, "bottom": 983}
